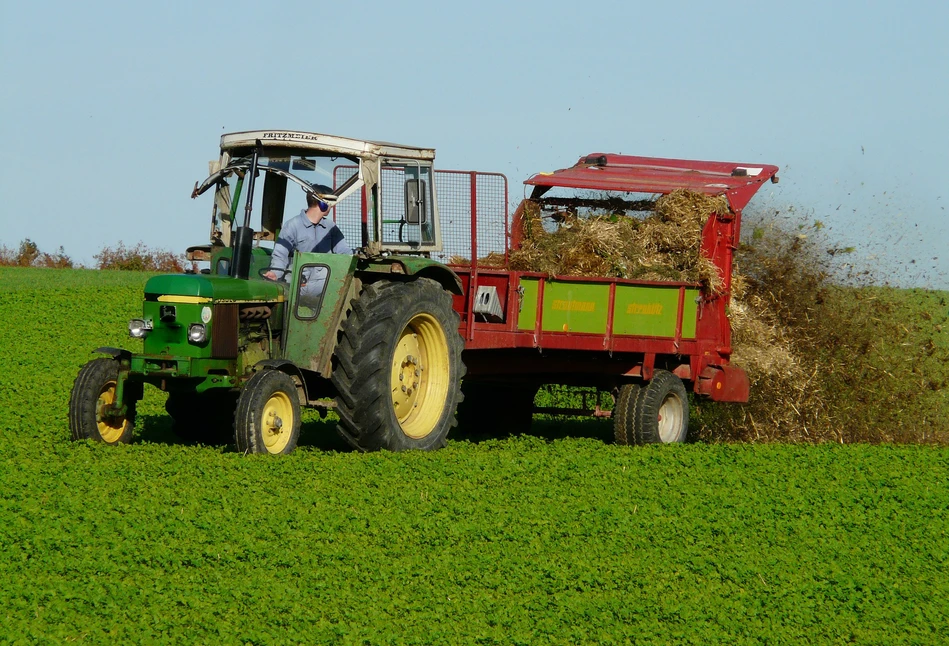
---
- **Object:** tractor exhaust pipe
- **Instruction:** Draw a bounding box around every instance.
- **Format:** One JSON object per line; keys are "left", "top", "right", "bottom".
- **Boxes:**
{"left": 231, "top": 142, "right": 262, "bottom": 280}
{"left": 231, "top": 226, "right": 254, "bottom": 280}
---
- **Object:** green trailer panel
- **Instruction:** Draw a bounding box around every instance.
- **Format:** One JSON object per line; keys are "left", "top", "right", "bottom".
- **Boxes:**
{"left": 517, "top": 278, "right": 699, "bottom": 339}
{"left": 681, "top": 289, "right": 698, "bottom": 339}
{"left": 613, "top": 286, "right": 699, "bottom": 338}
{"left": 519, "top": 278, "right": 612, "bottom": 333}
{"left": 517, "top": 278, "right": 540, "bottom": 331}
{"left": 541, "top": 282, "right": 610, "bottom": 334}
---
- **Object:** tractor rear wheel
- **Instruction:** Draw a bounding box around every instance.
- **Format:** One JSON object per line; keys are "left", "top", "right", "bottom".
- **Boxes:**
{"left": 234, "top": 370, "right": 301, "bottom": 455}
{"left": 166, "top": 391, "right": 238, "bottom": 444}
{"left": 332, "top": 278, "right": 465, "bottom": 452}
{"left": 633, "top": 370, "right": 689, "bottom": 444}
{"left": 69, "top": 358, "right": 136, "bottom": 445}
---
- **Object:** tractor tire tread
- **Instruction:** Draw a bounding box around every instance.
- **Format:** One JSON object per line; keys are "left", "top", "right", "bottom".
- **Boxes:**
{"left": 633, "top": 370, "right": 688, "bottom": 444}
{"left": 234, "top": 369, "right": 301, "bottom": 455}
{"left": 331, "top": 278, "right": 464, "bottom": 452}
{"left": 68, "top": 358, "right": 136, "bottom": 444}
{"left": 613, "top": 383, "right": 641, "bottom": 446}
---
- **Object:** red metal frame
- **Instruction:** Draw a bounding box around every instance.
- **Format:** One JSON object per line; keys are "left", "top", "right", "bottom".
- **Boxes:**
{"left": 525, "top": 153, "right": 779, "bottom": 212}
{"left": 445, "top": 153, "right": 777, "bottom": 403}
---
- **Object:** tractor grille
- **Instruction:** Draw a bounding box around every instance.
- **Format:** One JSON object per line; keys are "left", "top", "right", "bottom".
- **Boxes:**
{"left": 211, "top": 303, "right": 239, "bottom": 358}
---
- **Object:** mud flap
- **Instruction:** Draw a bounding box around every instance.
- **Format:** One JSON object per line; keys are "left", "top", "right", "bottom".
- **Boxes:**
{"left": 697, "top": 365, "right": 750, "bottom": 403}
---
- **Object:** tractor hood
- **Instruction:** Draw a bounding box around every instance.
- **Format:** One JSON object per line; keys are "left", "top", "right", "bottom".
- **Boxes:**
{"left": 144, "top": 274, "right": 287, "bottom": 303}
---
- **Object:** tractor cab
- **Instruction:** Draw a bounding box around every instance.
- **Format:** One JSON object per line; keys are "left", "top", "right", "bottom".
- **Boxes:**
{"left": 189, "top": 130, "right": 445, "bottom": 278}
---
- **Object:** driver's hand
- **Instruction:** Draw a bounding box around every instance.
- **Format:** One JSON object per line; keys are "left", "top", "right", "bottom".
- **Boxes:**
{"left": 264, "top": 271, "right": 277, "bottom": 280}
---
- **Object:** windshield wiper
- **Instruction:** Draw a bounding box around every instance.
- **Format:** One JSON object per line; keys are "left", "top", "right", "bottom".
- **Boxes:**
{"left": 191, "top": 160, "right": 337, "bottom": 204}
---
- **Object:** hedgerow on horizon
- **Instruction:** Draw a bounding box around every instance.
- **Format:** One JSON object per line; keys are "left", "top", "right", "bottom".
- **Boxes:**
{"left": 0, "top": 238, "right": 190, "bottom": 272}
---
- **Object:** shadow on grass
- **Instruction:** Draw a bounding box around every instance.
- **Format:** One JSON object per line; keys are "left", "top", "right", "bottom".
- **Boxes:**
{"left": 450, "top": 417, "right": 615, "bottom": 445}
{"left": 134, "top": 412, "right": 355, "bottom": 453}
{"left": 137, "top": 412, "right": 618, "bottom": 452}
{"left": 135, "top": 414, "right": 181, "bottom": 446}
{"left": 297, "top": 418, "right": 354, "bottom": 452}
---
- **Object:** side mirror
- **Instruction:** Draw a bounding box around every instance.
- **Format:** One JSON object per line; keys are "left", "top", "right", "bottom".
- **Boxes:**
{"left": 292, "top": 158, "right": 316, "bottom": 171}
{"left": 404, "top": 179, "right": 427, "bottom": 225}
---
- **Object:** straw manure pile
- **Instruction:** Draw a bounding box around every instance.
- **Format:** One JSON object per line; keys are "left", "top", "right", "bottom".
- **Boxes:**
{"left": 506, "top": 189, "right": 728, "bottom": 292}
{"left": 448, "top": 252, "right": 507, "bottom": 267}
{"left": 502, "top": 190, "right": 797, "bottom": 383}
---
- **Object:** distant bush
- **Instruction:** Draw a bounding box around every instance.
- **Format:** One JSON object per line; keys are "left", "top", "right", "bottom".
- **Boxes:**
{"left": 0, "top": 238, "right": 74, "bottom": 268}
{"left": 94, "top": 242, "right": 193, "bottom": 273}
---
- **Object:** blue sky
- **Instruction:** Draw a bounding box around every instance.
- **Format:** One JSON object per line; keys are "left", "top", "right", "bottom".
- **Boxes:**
{"left": 2, "top": 0, "right": 946, "bottom": 287}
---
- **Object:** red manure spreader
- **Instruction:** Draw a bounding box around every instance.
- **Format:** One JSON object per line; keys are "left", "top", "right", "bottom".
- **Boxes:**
{"left": 446, "top": 153, "right": 779, "bottom": 444}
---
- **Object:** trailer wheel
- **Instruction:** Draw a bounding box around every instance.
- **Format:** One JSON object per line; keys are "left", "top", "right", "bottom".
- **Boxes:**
{"left": 69, "top": 358, "right": 136, "bottom": 445}
{"left": 166, "top": 391, "right": 238, "bottom": 444}
{"left": 634, "top": 370, "right": 689, "bottom": 444}
{"left": 332, "top": 278, "right": 465, "bottom": 451}
{"left": 612, "top": 383, "right": 642, "bottom": 446}
{"left": 234, "top": 370, "right": 301, "bottom": 455}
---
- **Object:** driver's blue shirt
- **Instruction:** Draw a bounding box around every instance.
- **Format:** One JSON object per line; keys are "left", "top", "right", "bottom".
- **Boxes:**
{"left": 270, "top": 209, "right": 352, "bottom": 275}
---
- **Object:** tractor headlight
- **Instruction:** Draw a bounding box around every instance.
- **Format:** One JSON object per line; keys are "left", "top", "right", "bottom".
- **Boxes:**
{"left": 128, "top": 318, "right": 153, "bottom": 338}
{"left": 188, "top": 323, "right": 208, "bottom": 344}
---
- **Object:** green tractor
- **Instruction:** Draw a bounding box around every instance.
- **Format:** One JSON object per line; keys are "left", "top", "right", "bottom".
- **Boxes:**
{"left": 69, "top": 130, "right": 466, "bottom": 453}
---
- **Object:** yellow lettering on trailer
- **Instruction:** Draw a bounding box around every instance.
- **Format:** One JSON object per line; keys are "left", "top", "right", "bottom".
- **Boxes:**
{"left": 551, "top": 299, "right": 596, "bottom": 312}
{"left": 626, "top": 303, "right": 664, "bottom": 316}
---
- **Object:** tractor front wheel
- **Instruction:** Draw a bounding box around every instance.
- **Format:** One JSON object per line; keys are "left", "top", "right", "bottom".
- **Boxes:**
{"left": 69, "top": 358, "right": 137, "bottom": 445}
{"left": 332, "top": 279, "right": 465, "bottom": 451}
{"left": 234, "top": 370, "right": 301, "bottom": 455}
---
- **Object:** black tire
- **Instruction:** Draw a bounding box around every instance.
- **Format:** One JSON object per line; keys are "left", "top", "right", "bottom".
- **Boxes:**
{"left": 234, "top": 370, "right": 301, "bottom": 455}
{"left": 634, "top": 370, "right": 689, "bottom": 444}
{"left": 456, "top": 381, "right": 537, "bottom": 437}
{"left": 332, "top": 278, "right": 465, "bottom": 452}
{"left": 165, "top": 391, "right": 238, "bottom": 444}
{"left": 612, "top": 382, "right": 642, "bottom": 446}
{"left": 68, "top": 358, "right": 136, "bottom": 445}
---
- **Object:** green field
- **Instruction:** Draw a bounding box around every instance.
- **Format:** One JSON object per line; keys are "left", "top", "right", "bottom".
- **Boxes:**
{"left": 2, "top": 267, "right": 948, "bottom": 643}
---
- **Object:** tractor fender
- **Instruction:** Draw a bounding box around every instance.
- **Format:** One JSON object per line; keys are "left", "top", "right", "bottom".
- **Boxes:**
{"left": 357, "top": 258, "right": 463, "bottom": 295}
{"left": 252, "top": 359, "right": 309, "bottom": 403}
{"left": 94, "top": 347, "right": 132, "bottom": 362}
{"left": 414, "top": 265, "right": 464, "bottom": 295}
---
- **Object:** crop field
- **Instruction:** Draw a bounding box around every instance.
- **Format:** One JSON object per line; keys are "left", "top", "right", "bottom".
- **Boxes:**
{"left": 2, "top": 266, "right": 948, "bottom": 643}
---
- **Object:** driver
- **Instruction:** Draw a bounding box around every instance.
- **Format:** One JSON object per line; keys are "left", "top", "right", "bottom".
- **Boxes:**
{"left": 265, "top": 184, "right": 352, "bottom": 299}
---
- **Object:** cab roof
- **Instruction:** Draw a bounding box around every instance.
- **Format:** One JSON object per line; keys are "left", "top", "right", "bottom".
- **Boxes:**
{"left": 220, "top": 130, "right": 435, "bottom": 162}
{"left": 526, "top": 153, "right": 780, "bottom": 211}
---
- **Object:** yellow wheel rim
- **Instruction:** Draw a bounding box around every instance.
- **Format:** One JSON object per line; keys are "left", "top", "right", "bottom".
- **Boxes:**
{"left": 261, "top": 390, "right": 294, "bottom": 453}
{"left": 390, "top": 313, "right": 450, "bottom": 439}
{"left": 95, "top": 381, "right": 129, "bottom": 444}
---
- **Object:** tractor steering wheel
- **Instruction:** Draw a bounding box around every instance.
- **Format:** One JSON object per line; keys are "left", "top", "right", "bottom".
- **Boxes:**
{"left": 259, "top": 266, "right": 290, "bottom": 282}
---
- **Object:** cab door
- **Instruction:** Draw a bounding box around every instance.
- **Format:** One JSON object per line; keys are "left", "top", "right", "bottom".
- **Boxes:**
{"left": 282, "top": 251, "right": 358, "bottom": 375}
